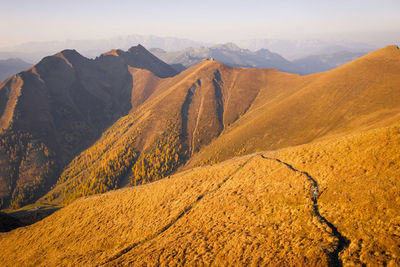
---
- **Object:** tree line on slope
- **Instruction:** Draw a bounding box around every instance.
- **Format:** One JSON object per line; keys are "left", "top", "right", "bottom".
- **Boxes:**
{"left": 0, "top": 130, "right": 56, "bottom": 209}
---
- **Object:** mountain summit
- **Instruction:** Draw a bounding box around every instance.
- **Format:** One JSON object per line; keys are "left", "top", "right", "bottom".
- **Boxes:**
{"left": 102, "top": 44, "right": 178, "bottom": 78}
{"left": 0, "top": 45, "right": 177, "bottom": 208}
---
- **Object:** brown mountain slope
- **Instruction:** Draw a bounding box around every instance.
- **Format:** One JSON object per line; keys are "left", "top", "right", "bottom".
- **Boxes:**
{"left": 1, "top": 123, "right": 399, "bottom": 265}
{"left": 0, "top": 45, "right": 178, "bottom": 209}
{"left": 43, "top": 46, "right": 400, "bottom": 205}
{"left": 42, "top": 60, "right": 282, "bottom": 203}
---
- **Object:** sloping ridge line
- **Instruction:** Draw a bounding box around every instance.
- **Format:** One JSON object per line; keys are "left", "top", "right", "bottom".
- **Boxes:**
{"left": 102, "top": 155, "right": 259, "bottom": 265}
{"left": 261, "top": 155, "right": 349, "bottom": 267}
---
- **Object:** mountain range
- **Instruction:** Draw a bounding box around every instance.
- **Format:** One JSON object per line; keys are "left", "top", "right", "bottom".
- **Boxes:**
{"left": 150, "top": 43, "right": 368, "bottom": 75}
{"left": 0, "top": 45, "right": 176, "bottom": 208}
{"left": 0, "top": 44, "right": 399, "bottom": 265}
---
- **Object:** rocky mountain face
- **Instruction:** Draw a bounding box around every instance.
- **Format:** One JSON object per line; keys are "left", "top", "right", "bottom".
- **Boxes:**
{"left": 0, "top": 45, "right": 177, "bottom": 209}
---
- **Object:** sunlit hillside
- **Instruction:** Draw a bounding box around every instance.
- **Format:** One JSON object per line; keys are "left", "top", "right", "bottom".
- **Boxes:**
{"left": 41, "top": 45, "right": 400, "bottom": 206}
{"left": 1, "top": 122, "right": 399, "bottom": 265}
{"left": 187, "top": 45, "right": 400, "bottom": 167}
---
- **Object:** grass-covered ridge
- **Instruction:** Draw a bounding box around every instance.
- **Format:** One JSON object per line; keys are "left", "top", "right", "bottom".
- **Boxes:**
{"left": 2, "top": 123, "right": 400, "bottom": 265}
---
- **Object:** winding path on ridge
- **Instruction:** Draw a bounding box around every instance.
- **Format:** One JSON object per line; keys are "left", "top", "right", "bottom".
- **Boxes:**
{"left": 103, "top": 154, "right": 349, "bottom": 265}
{"left": 261, "top": 154, "right": 349, "bottom": 266}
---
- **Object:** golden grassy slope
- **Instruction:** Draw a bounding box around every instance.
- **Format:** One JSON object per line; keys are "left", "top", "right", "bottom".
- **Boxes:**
{"left": 2, "top": 122, "right": 399, "bottom": 265}
{"left": 0, "top": 153, "right": 333, "bottom": 266}
{"left": 274, "top": 124, "right": 400, "bottom": 266}
{"left": 41, "top": 45, "right": 400, "bottom": 206}
{"left": 42, "top": 60, "right": 271, "bottom": 203}
{"left": 188, "top": 45, "right": 400, "bottom": 166}
{"left": 0, "top": 156, "right": 250, "bottom": 266}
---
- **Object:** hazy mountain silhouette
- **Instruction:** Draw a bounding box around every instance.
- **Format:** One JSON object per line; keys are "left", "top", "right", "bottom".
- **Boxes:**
{"left": 151, "top": 43, "right": 300, "bottom": 73}
{"left": 293, "top": 51, "right": 367, "bottom": 74}
{"left": 151, "top": 43, "right": 368, "bottom": 75}
{"left": 0, "top": 58, "right": 31, "bottom": 81}
{"left": 0, "top": 35, "right": 209, "bottom": 63}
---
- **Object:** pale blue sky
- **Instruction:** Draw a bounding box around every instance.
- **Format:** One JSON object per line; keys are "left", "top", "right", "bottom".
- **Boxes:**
{"left": 0, "top": 0, "right": 399, "bottom": 47}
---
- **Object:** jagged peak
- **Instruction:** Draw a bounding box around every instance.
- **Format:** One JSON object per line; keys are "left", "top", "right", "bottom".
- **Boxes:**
{"left": 54, "top": 49, "right": 86, "bottom": 67}
{"left": 55, "top": 49, "right": 83, "bottom": 58}
{"left": 128, "top": 44, "right": 149, "bottom": 54}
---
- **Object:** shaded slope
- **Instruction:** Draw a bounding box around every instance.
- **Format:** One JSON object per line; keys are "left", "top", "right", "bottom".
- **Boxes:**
{"left": 2, "top": 122, "right": 399, "bottom": 265}
{"left": 0, "top": 45, "right": 178, "bottom": 209}
{"left": 103, "top": 44, "right": 178, "bottom": 78}
{"left": 42, "top": 60, "right": 250, "bottom": 203}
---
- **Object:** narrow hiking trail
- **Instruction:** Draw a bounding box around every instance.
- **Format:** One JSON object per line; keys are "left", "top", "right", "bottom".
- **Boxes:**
{"left": 103, "top": 154, "right": 349, "bottom": 265}
{"left": 261, "top": 155, "right": 349, "bottom": 266}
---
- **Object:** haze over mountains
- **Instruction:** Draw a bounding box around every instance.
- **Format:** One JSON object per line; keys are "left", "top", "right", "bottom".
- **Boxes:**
{"left": 0, "top": 58, "right": 31, "bottom": 81}
{"left": 150, "top": 43, "right": 299, "bottom": 74}
{"left": 0, "top": 34, "right": 375, "bottom": 73}
{"left": 150, "top": 43, "right": 368, "bottom": 75}
{"left": 0, "top": 43, "right": 400, "bottom": 265}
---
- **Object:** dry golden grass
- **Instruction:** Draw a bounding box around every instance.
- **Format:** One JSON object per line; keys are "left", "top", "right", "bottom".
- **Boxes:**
{"left": 273, "top": 124, "right": 400, "bottom": 266}
{"left": 108, "top": 156, "right": 332, "bottom": 266}
{"left": 0, "top": 156, "right": 249, "bottom": 266}
{"left": 1, "top": 122, "right": 399, "bottom": 265}
{"left": 1, "top": 153, "right": 334, "bottom": 266}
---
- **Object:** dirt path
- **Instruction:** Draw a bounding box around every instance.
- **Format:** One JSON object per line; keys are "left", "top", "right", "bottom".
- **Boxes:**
{"left": 103, "top": 154, "right": 349, "bottom": 265}
{"left": 261, "top": 155, "right": 349, "bottom": 266}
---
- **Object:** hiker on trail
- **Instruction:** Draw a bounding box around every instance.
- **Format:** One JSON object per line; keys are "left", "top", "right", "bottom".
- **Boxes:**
{"left": 313, "top": 186, "right": 318, "bottom": 198}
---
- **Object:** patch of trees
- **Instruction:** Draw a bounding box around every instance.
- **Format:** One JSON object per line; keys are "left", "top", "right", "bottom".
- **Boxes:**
{"left": 130, "top": 124, "right": 187, "bottom": 186}
{"left": 47, "top": 134, "right": 138, "bottom": 204}
{"left": 0, "top": 130, "right": 56, "bottom": 209}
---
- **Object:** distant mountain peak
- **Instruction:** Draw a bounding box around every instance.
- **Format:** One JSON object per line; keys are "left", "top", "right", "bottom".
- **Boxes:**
{"left": 256, "top": 48, "right": 273, "bottom": 54}
{"left": 212, "top": 42, "right": 241, "bottom": 51}
{"left": 149, "top": 48, "right": 167, "bottom": 54}
{"left": 55, "top": 49, "right": 84, "bottom": 59}
{"left": 128, "top": 44, "right": 148, "bottom": 53}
